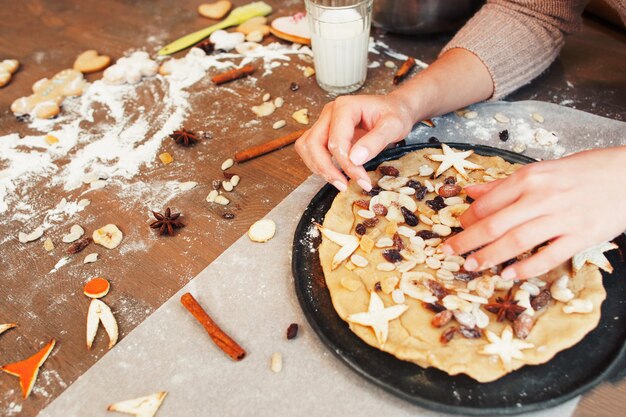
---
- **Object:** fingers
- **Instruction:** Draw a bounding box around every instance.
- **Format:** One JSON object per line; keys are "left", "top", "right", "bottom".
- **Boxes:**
{"left": 459, "top": 177, "right": 521, "bottom": 228}
{"left": 348, "top": 114, "right": 407, "bottom": 166}
{"left": 461, "top": 215, "right": 561, "bottom": 273}
{"left": 500, "top": 235, "right": 585, "bottom": 280}
{"left": 464, "top": 179, "right": 502, "bottom": 199}
{"left": 443, "top": 199, "right": 543, "bottom": 257}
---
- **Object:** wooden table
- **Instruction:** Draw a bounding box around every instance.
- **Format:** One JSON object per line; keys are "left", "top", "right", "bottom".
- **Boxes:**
{"left": 0, "top": 1, "right": 624, "bottom": 416}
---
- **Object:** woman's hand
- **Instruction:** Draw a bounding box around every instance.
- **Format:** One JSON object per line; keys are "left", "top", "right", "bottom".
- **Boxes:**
{"left": 442, "top": 146, "right": 626, "bottom": 280}
{"left": 294, "top": 93, "right": 415, "bottom": 192}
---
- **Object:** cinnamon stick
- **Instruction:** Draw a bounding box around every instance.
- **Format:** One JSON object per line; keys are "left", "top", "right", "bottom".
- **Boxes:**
{"left": 234, "top": 129, "right": 307, "bottom": 163}
{"left": 211, "top": 65, "right": 256, "bottom": 85}
{"left": 393, "top": 57, "right": 416, "bottom": 85}
{"left": 180, "top": 292, "right": 246, "bottom": 361}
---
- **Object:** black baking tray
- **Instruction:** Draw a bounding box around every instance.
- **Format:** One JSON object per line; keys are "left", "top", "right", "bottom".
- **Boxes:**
{"left": 292, "top": 142, "right": 626, "bottom": 416}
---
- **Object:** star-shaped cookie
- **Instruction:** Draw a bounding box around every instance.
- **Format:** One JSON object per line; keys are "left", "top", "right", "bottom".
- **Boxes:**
{"left": 572, "top": 241, "right": 618, "bottom": 273}
{"left": 479, "top": 325, "right": 534, "bottom": 365}
{"left": 347, "top": 291, "right": 408, "bottom": 346}
{"left": 426, "top": 143, "right": 484, "bottom": 179}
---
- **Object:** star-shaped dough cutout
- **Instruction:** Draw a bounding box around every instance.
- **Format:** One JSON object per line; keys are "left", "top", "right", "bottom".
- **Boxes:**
{"left": 572, "top": 241, "right": 618, "bottom": 273}
{"left": 347, "top": 291, "right": 408, "bottom": 346}
{"left": 479, "top": 326, "right": 534, "bottom": 365}
{"left": 316, "top": 224, "right": 359, "bottom": 270}
{"left": 426, "top": 143, "right": 484, "bottom": 180}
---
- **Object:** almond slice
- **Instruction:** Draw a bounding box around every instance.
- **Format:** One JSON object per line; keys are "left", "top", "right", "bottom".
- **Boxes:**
{"left": 248, "top": 219, "right": 276, "bottom": 243}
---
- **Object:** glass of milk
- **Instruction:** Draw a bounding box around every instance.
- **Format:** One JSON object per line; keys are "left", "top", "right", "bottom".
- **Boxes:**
{"left": 305, "top": 0, "right": 374, "bottom": 94}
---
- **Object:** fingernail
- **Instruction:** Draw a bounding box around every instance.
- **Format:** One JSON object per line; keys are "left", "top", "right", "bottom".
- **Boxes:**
{"left": 350, "top": 146, "right": 369, "bottom": 166}
{"left": 464, "top": 258, "right": 478, "bottom": 271}
{"left": 357, "top": 178, "right": 372, "bottom": 192}
{"left": 501, "top": 268, "right": 516, "bottom": 281}
{"left": 332, "top": 180, "right": 347, "bottom": 192}
{"left": 441, "top": 244, "right": 454, "bottom": 255}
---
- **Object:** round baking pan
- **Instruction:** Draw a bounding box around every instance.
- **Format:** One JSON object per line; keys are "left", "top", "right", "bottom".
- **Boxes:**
{"left": 292, "top": 142, "right": 626, "bottom": 416}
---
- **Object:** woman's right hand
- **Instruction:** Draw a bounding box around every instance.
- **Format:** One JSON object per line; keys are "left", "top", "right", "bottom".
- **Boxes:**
{"left": 294, "top": 93, "right": 415, "bottom": 192}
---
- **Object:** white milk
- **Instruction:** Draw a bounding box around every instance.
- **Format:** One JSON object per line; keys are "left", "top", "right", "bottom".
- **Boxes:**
{"left": 310, "top": 8, "right": 370, "bottom": 93}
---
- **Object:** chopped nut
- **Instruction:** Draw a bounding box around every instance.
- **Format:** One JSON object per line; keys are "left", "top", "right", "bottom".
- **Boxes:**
{"left": 62, "top": 224, "right": 85, "bottom": 243}
{"left": 206, "top": 189, "right": 219, "bottom": 203}
{"left": 158, "top": 152, "right": 173, "bottom": 165}
{"left": 550, "top": 275, "right": 574, "bottom": 302}
{"left": 357, "top": 209, "right": 375, "bottom": 219}
{"left": 43, "top": 237, "right": 55, "bottom": 251}
{"left": 222, "top": 181, "right": 234, "bottom": 192}
{"left": 230, "top": 175, "right": 240, "bottom": 187}
{"left": 214, "top": 195, "right": 230, "bottom": 205}
{"left": 432, "top": 224, "right": 452, "bottom": 237}
{"left": 350, "top": 254, "right": 368, "bottom": 267}
{"left": 418, "top": 165, "right": 434, "bottom": 177}
{"left": 532, "top": 112, "right": 544, "bottom": 123}
{"left": 513, "top": 142, "right": 527, "bottom": 153}
{"left": 84, "top": 253, "right": 98, "bottom": 264}
{"left": 457, "top": 292, "right": 488, "bottom": 304}
{"left": 436, "top": 269, "right": 454, "bottom": 281}
{"left": 376, "top": 262, "right": 395, "bottom": 271}
{"left": 292, "top": 108, "right": 309, "bottom": 125}
{"left": 303, "top": 66, "right": 315, "bottom": 77}
{"left": 78, "top": 198, "right": 91, "bottom": 207}
{"left": 494, "top": 113, "right": 510, "bottom": 123}
{"left": 262, "top": 93, "right": 271, "bottom": 102}
{"left": 464, "top": 110, "right": 478, "bottom": 119}
{"left": 274, "top": 97, "right": 284, "bottom": 108}
{"left": 221, "top": 158, "right": 234, "bottom": 170}
{"left": 252, "top": 102, "right": 276, "bottom": 117}
{"left": 272, "top": 120, "right": 286, "bottom": 130}
{"left": 391, "top": 289, "right": 405, "bottom": 304}
{"left": 513, "top": 313, "right": 533, "bottom": 339}
{"left": 453, "top": 310, "right": 476, "bottom": 328}
{"left": 563, "top": 298, "right": 593, "bottom": 314}
{"left": 270, "top": 352, "right": 283, "bottom": 373}
{"left": 384, "top": 60, "right": 396, "bottom": 68}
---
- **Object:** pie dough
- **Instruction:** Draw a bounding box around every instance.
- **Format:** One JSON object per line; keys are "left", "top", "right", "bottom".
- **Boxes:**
{"left": 318, "top": 147, "right": 607, "bottom": 382}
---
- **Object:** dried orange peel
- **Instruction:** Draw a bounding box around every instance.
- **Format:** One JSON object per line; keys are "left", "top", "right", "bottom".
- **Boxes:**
{"left": 1, "top": 339, "right": 56, "bottom": 398}
{"left": 84, "top": 277, "right": 110, "bottom": 299}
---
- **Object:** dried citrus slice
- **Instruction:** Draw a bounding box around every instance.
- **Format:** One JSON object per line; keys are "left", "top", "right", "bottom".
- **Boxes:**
{"left": 84, "top": 277, "right": 110, "bottom": 299}
{"left": 1, "top": 339, "right": 56, "bottom": 398}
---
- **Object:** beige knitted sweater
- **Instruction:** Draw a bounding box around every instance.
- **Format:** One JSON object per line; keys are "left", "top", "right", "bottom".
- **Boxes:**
{"left": 442, "top": 0, "right": 626, "bottom": 99}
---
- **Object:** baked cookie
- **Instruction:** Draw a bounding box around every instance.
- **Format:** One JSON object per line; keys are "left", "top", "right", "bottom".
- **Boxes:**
{"left": 0, "top": 59, "right": 19, "bottom": 88}
{"left": 318, "top": 145, "right": 612, "bottom": 382}
{"left": 73, "top": 50, "right": 111, "bottom": 73}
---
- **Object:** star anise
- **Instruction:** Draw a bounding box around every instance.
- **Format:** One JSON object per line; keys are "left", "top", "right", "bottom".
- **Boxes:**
{"left": 485, "top": 289, "right": 526, "bottom": 322}
{"left": 150, "top": 207, "right": 185, "bottom": 236}
{"left": 170, "top": 129, "right": 199, "bottom": 147}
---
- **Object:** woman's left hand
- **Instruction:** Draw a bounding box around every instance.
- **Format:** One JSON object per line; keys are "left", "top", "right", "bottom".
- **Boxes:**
{"left": 441, "top": 146, "right": 626, "bottom": 280}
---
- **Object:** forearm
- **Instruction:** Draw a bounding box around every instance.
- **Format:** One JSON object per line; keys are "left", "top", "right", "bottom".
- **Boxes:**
{"left": 389, "top": 48, "right": 494, "bottom": 123}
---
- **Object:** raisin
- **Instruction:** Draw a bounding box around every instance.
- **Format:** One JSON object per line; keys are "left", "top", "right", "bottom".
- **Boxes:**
{"left": 66, "top": 237, "right": 92, "bottom": 254}
{"left": 459, "top": 326, "right": 482, "bottom": 339}
{"left": 374, "top": 282, "right": 382, "bottom": 291}
{"left": 443, "top": 176, "right": 456, "bottom": 185}
{"left": 392, "top": 232, "right": 404, "bottom": 250}
{"left": 440, "top": 327, "right": 458, "bottom": 344}
{"left": 378, "top": 165, "right": 400, "bottom": 177}
{"left": 354, "top": 199, "right": 370, "bottom": 209}
{"left": 531, "top": 289, "right": 552, "bottom": 311}
{"left": 223, "top": 172, "right": 237, "bottom": 180}
{"left": 286, "top": 323, "right": 299, "bottom": 339}
{"left": 450, "top": 226, "right": 464, "bottom": 234}
{"left": 426, "top": 279, "right": 448, "bottom": 299}
{"left": 290, "top": 82, "right": 300, "bottom": 91}
{"left": 466, "top": 196, "right": 475, "bottom": 203}
{"left": 416, "top": 230, "right": 439, "bottom": 240}
{"left": 222, "top": 212, "right": 235, "bottom": 219}
{"left": 431, "top": 310, "right": 453, "bottom": 328}
{"left": 423, "top": 302, "right": 447, "bottom": 313}
{"left": 364, "top": 186, "right": 382, "bottom": 197}
{"left": 406, "top": 180, "right": 427, "bottom": 201}
{"left": 362, "top": 217, "right": 379, "bottom": 228}
{"left": 428, "top": 136, "right": 440, "bottom": 144}
{"left": 382, "top": 249, "right": 403, "bottom": 263}
{"left": 400, "top": 206, "right": 419, "bottom": 226}
{"left": 499, "top": 129, "right": 509, "bottom": 142}
{"left": 355, "top": 223, "right": 367, "bottom": 235}
{"left": 372, "top": 203, "right": 388, "bottom": 216}
{"left": 426, "top": 196, "right": 446, "bottom": 211}
{"left": 438, "top": 184, "right": 462, "bottom": 198}
{"left": 454, "top": 271, "right": 480, "bottom": 282}
{"left": 196, "top": 39, "right": 215, "bottom": 54}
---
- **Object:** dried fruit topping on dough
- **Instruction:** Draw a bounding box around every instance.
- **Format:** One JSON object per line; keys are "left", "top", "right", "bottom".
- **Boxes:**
{"left": 86, "top": 299, "right": 118, "bottom": 349}
{"left": 108, "top": 391, "right": 167, "bottom": 417}
{"left": 1, "top": 339, "right": 56, "bottom": 398}
{"left": 426, "top": 143, "right": 484, "bottom": 180}
{"left": 347, "top": 291, "right": 408, "bottom": 346}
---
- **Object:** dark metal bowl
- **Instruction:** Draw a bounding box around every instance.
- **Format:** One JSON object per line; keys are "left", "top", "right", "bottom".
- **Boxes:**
{"left": 373, "top": 0, "right": 484, "bottom": 34}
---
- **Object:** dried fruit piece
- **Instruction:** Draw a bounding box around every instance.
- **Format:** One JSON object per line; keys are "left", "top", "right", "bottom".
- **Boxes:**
{"left": 431, "top": 310, "right": 453, "bottom": 328}
{"left": 248, "top": 219, "right": 276, "bottom": 243}
{"left": 107, "top": 391, "right": 168, "bottom": 417}
{"left": 290, "top": 82, "right": 299, "bottom": 91}
{"left": 1, "top": 339, "right": 56, "bottom": 398}
{"left": 92, "top": 224, "right": 123, "bottom": 249}
{"left": 400, "top": 206, "right": 418, "bottom": 226}
{"left": 440, "top": 327, "right": 457, "bottom": 344}
{"left": 499, "top": 129, "right": 509, "bottom": 142}
{"left": 87, "top": 299, "right": 118, "bottom": 349}
{"left": 43, "top": 237, "right": 54, "bottom": 252}
{"left": 67, "top": 237, "right": 92, "bottom": 254}
{"left": 459, "top": 326, "right": 482, "bottom": 339}
{"left": 303, "top": 66, "right": 315, "bottom": 77}
{"left": 425, "top": 196, "right": 446, "bottom": 212}
{"left": 286, "top": 323, "right": 299, "bottom": 340}
{"left": 158, "top": 152, "right": 173, "bottom": 165}
{"left": 382, "top": 249, "right": 403, "bottom": 263}
{"left": 513, "top": 313, "right": 533, "bottom": 339}
{"left": 378, "top": 165, "right": 400, "bottom": 177}
{"left": 530, "top": 289, "right": 551, "bottom": 311}
{"left": 292, "top": 108, "right": 309, "bottom": 125}
{"left": 252, "top": 101, "right": 276, "bottom": 117}
{"left": 84, "top": 277, "right": 110, "bottom": 299}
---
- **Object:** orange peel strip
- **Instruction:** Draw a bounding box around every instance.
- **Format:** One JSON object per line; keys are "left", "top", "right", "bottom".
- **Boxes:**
{"left": 84, "top": 277, "right": 110, "bottom": 299}
{"left": 1, "top": 339, "right": 56, "bottom": 398}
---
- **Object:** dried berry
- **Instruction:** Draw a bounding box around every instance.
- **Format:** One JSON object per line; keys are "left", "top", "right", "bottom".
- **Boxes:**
{"left": 423, "top": 302, "right": 446, "bottom": 313}
{"left": 443, "top": 176, "right": 456, "bottom": 185}
{"left": 374, "top": 282, "right": 382, "bottom": 291}
{"left": 66, "top": 237, "right": 92, "bottom": 254}
{"left": 428, "top": 136, "right": 440, "bottom": 144}
{"left": 438, "top": 184, "right": 462, "bottom": 198}
{"left": 426, "top": 196, "right": 446, "bottom": 211}
{"left": 354, "top": 199, "right": 370, "bottom": 209}
{"left": 378, "top": 165, "right": 400, "bottom": 177}
{"left": 400, "top": 207, "right": 419, "bottom": 226}
{"left": 459, "top": 326, "right": 482, "bottom": 339}
{"left": 223, "top": 171, "right": 237, "bottom": 180}
{"left": 222, "top": 212, "right": 235, "bottom": 220}
{"left": 450, "top": 226, "right": 464, "bottom": 234}
{"left": 290, "top": 82, "right": 300, "bottom": 91}
{"left": 195, "top": 39, "right": 215, "bottom": 54}
{"left": 355, "top": 223, "right": 367, "bottom": 235}
{"left": 426, "top": 279, "right": 448, "bottom": 299}
{"left": 531, "top": 289, "right": 552, "bottom": 311}
{"left": 499, "top": 129, "right": 509, "bottom": 142}
{"left": 454, "top": 271, "right": 480, "bottom": 282}
{"left": 392, "top": 232, "right": 404, "bottom": 250}
{"left": 362, "top": 217, "right": 379, "bottom": 228}
{"left": 212, "top": 180, "right": 221, "bottom": 190}
{"left": 286, "top": 323, "right": 299, "bottom": 340}
{"left": 364, "top": 186, "right": 382, "bottom": 197}
{"left": 440, "top": 327, "right": 458, "bottom": 344}
{"left": 416, "top": 230, "right": 440, "bottom": 240}
{"left": 372, "top": 203, "right": 388, "bottom": 216}
{"left": 431, "top": 310, "right": 453, "bottom": 328}
{"left": 513, "top": 314, "right": 533, "bottom": 339}
{"left": 382, "top": 249, "right": 403, "bottom": 263}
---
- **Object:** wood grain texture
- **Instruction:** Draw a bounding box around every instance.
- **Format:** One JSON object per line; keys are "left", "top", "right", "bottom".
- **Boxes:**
{"left": 0, "top": 1, "right": 624, "bottom": 416}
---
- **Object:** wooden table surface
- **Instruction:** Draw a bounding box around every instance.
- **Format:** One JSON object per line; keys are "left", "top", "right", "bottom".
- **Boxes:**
{"left": 0, "top": 1, "right": 624, "bottom": 416}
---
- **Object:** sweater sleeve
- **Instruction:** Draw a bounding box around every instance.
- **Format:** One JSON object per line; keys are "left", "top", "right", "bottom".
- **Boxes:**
{"left": 441, "top": 0, "right": 589, "bottom": 99}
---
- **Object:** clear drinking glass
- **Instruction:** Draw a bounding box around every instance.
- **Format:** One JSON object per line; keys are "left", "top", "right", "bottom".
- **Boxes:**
{"left": 305, "top": 0, "right": 374, "bottom": 94}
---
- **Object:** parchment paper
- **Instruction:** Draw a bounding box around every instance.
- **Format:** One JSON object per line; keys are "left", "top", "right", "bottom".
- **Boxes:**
{"left": 38, "top": 101, "right": 625, "bottom": 417}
